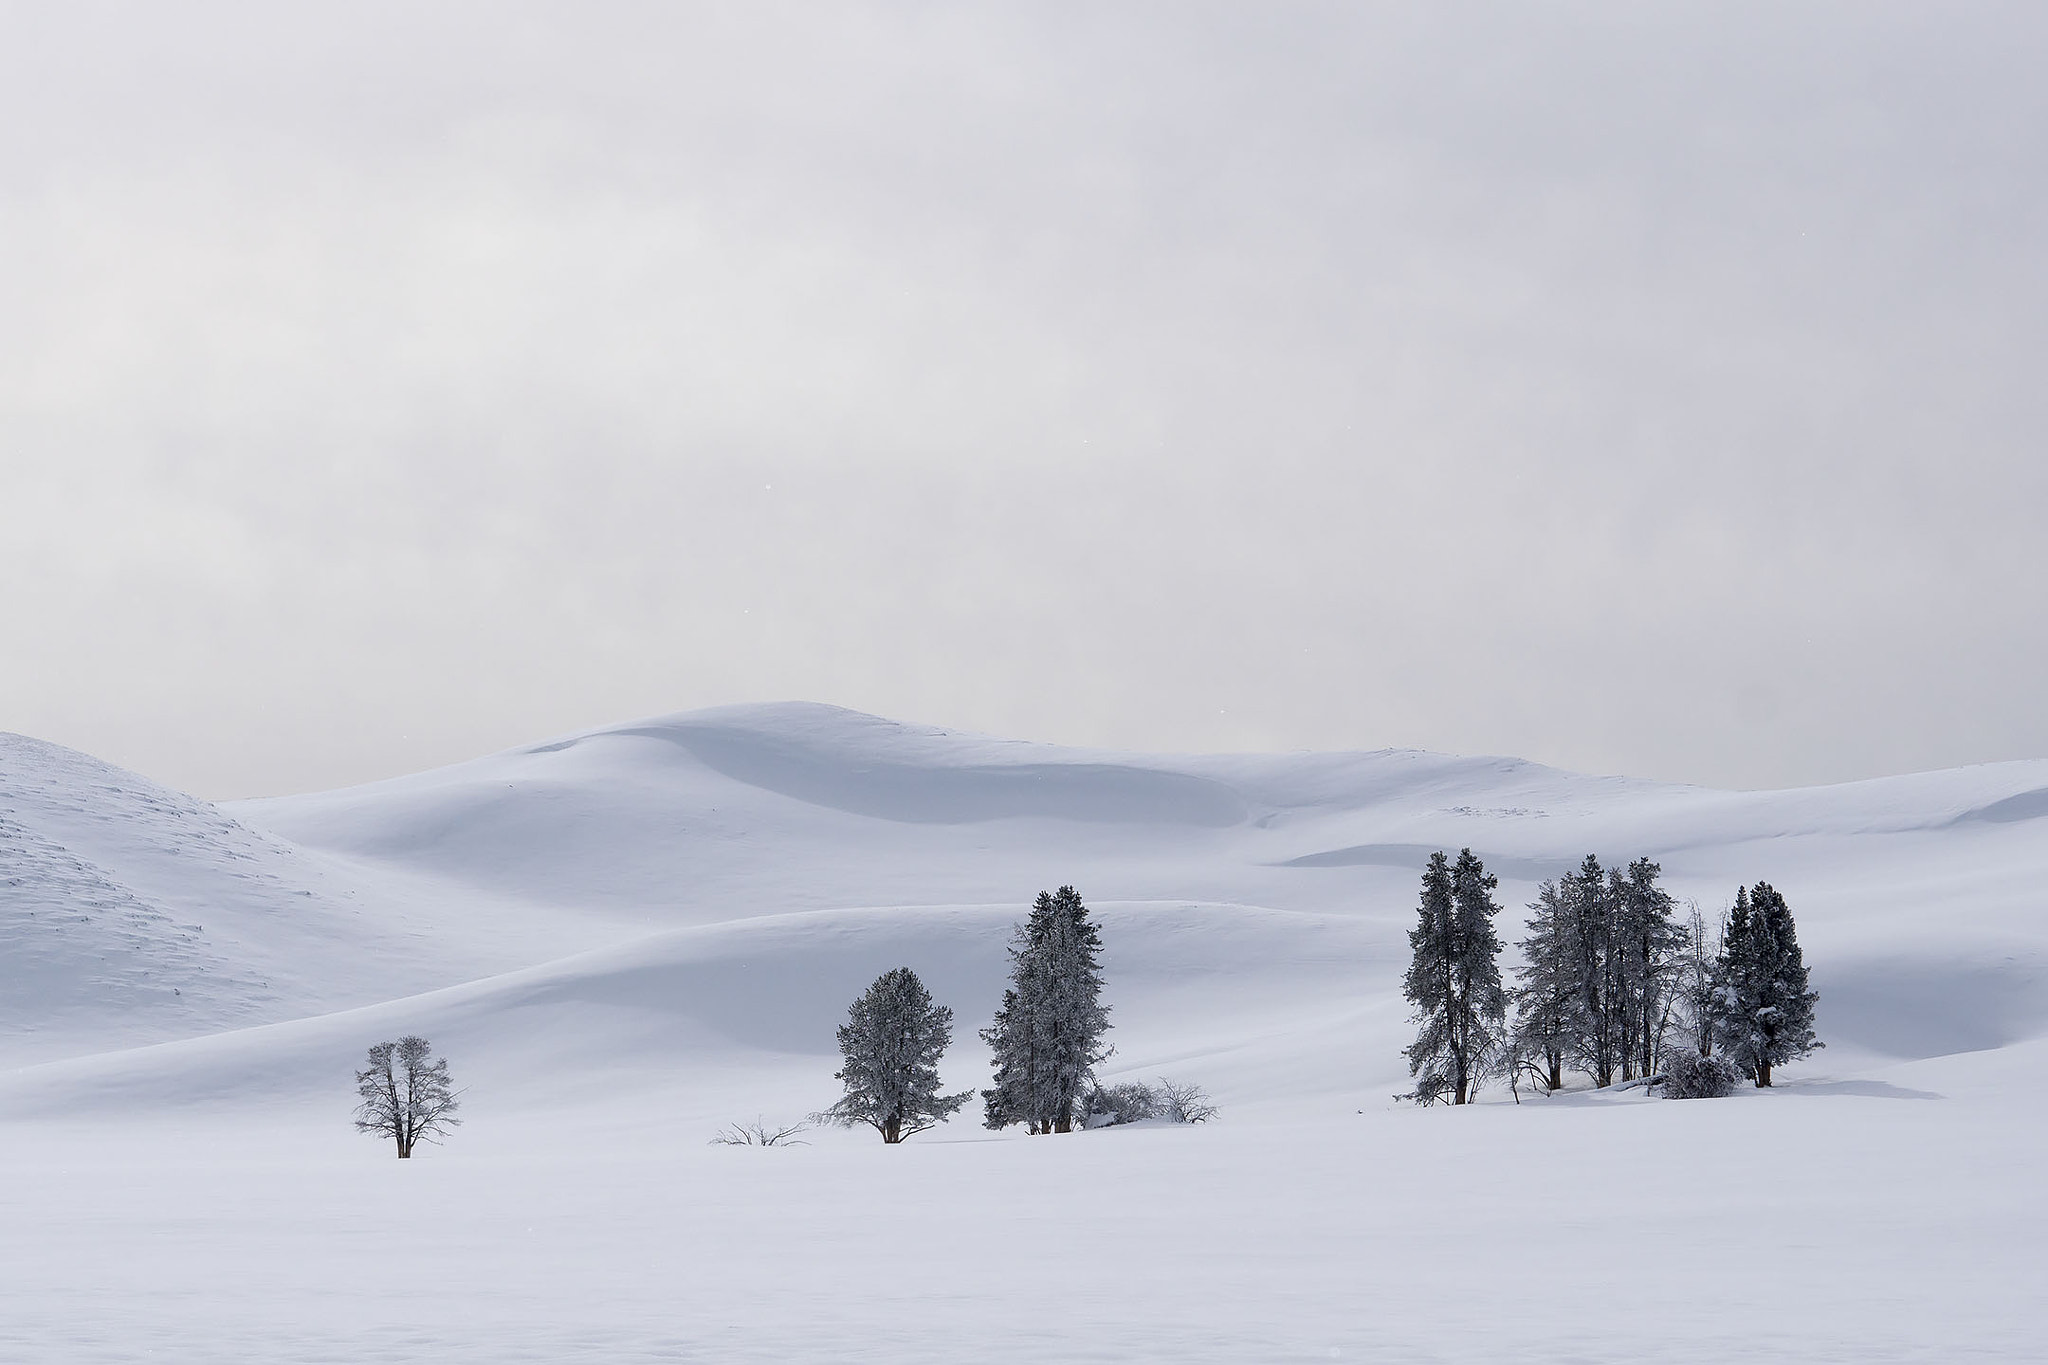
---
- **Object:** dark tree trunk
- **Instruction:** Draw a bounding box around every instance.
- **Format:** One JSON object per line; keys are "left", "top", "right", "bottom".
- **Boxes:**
{"left": 1755, "top": 1058, "right": 1773, "bottom": 1088}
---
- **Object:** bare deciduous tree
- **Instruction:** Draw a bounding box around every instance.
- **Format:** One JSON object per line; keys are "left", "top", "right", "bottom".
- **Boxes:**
{"left": 353, "top": 1035, "right": 460, "bottom": 1158}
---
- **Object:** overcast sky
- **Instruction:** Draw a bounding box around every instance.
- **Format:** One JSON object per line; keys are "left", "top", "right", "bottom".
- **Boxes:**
{"left": 3, "top": 2, "right": 2044, "bottom": 799}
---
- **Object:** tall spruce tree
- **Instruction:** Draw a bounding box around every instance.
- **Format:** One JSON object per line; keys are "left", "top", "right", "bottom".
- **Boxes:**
{"left": 1402, "top": 849, "right": 1507, "bottom": 1105}
{"left": 1509, "top": 878, "right": 1576, "bottom": 1093}
{"left": 1564, "top": 854, "right": 1624, "bottom": 1088}
{"left": 1613, "top": 857, "right": 1684, "bottom": 1081}
{"left": 1718, "top": 881, "right": 1821, "bottom": 1086}
{"left": 981, "top": 886, "right": 1112, "bottom": 1134}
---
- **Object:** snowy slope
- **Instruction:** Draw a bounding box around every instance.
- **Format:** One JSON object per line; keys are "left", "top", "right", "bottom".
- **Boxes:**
{"left": 2, "top": 703, "right": 2045, "bottom": 1363}
{"left": 224, "top": 701, "right": 2048, "bottom": 1068}
{"left": 0, "top": 732, "right": 624, "bottom": 1061}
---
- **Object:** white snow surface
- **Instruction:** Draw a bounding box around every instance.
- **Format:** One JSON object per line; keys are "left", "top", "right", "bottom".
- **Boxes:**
{"left": 2, "top": 701, "right": 2045, "bottom": 1361}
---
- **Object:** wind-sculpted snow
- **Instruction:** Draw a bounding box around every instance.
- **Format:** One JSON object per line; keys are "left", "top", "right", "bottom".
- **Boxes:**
{"left": 0, "top": 732, "right": 586, "bottom": 1060}
{"left": 0, "top": 812, "right": 272, "bottom": 1055}
{"left": 1959, "top": 785, "right": 2048, "bottom": 824}
{"left": 1279, "top": 841, "right": 1573, "bottom": 883}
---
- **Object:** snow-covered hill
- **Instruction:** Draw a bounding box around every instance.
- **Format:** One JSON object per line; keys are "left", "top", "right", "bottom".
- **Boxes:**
{"left": 15, "top": 701, "right": 2037, "bottom": 1072}
{"left": 2, "top": 703, "right": 2044, "bottom": 1362}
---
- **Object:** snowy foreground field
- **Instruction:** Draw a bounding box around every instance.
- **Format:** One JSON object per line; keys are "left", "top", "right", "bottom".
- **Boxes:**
{"left": 3, "top": 703, "right": 2045, "bottom": 1362}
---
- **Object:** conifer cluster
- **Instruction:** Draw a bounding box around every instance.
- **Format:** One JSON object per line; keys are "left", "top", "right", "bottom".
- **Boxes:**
{"left": 1403, "top": 852, "right": 1822, "bottom": 1101}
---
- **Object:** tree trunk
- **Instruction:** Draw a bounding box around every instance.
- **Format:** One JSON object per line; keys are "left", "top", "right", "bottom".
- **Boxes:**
{"left": 1755, "top": 1058, "right": 1772, "bottom": 1088}
{"left": 1545, "top": 1054, "right": 1563, "bottom": 1092}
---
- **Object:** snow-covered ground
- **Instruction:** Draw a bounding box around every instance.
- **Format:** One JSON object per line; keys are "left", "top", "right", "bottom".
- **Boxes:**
{"left": 2, "top": 703, "right": 2044, "bottom": 1361}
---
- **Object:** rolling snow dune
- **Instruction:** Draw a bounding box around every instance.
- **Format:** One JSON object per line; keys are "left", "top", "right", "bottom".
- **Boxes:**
{"left": 214, "top": 702, "right": 2048, "bottom": 1068}
{"left": 3, "top": 702, "right": 2046, "bottom": 1363}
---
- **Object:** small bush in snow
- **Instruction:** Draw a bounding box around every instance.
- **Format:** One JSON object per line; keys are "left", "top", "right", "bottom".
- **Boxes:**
{"left": 1661, "top": 1049, "right": 1742, "bottom": 1099}
{"left": 1157, "top": 1078, "right": 1219, "bottom": 1123}
{"left": 1085, "top": 1081, "right": 1162, "bottom": 1127}
{"left": 1083, "top": 1079, "right": 1219, "bottom": 1127}
{"left": 710, "top": 1118, "right": 810, "bottom": 1147}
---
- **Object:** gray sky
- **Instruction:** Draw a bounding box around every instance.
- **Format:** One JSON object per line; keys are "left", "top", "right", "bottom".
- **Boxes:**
{"left": 4, "top": 2, "right": 2044, "bottom": 799}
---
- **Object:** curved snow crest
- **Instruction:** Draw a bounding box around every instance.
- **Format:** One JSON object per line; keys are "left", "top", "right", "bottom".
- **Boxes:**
{"left": 248, "top": 701, "right": 2048, "bottom": 844}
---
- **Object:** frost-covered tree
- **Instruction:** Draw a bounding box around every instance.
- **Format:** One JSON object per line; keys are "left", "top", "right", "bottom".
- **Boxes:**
{"left": 353, "top": 1035, "right": 460, "bottom": 1159}
{"left": 979, "top": 986, "right": 1034, "bottom": 1131}
{"left": 1509, "top": 878, "right": 1576, "bottom": 1093}
{"left": 981, "top": 886, "right": 1113, "bottom": 1134}
{"left": 821, "top": 967, "right": 971, "bottom": 1143}
{"left": 1717, "top": 882, "right": 1821, "bottom": 1087}
{"left": 1613, "top": 857, "right": 1684, "bottom": 1081}
{"left": 1671, "top": 901, "right": 1725, "bottom": 1059}
{"left": 1401, "top": 849, "right": 1507, "bottom": 1105}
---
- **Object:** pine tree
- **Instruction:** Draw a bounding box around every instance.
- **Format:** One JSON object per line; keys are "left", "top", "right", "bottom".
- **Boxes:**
{"left": 1613, "top": 857, "right": 1683, "bottom": 1080}
{"left": 1717, "top": 881, "right": 1821, "bottom": 1086}
{"left": 823, "top": 967, "right": 972, "bottom": 1143}
{"left": 981, "top": 886, "right": 1112, "bottom": 1134}
{"left": 979, "top": 984, "right": 1034, "bottom": 1132}
{"left": 1509, "top": 879, "right": 1576, "bottom": 1093}
{"left": 1402, "top": 849, "right": 1506, "bottom": 1105}
{"left": 1565, "top": 854, "right": 1624, "bottom": 1088}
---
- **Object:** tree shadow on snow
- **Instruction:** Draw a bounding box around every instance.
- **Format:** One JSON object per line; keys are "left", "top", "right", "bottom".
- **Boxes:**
{"left": 1774, "top": 1077, "right": 1942, "bottom": 1101}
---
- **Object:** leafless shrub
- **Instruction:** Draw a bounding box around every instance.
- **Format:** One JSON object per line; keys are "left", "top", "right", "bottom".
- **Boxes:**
{"left": 1156, "top": 1078, "right": 1219, "bottom": 1124}
{"left": 1085, "top": 1080, "right": 1163, "bottom": 1126}
{"left": 710, "top": 1118, "right": 811, "bottom": 1147}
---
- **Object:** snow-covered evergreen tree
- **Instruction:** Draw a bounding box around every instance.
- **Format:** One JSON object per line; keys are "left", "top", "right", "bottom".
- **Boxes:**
{"left": 1717, "top": 881, "right": 1821, "bottom": 1087}
{"left": 1613, "top": 857, "right": 1684, "bottom": 1080}
{"left": 1564, "top": 854, "right": 1625, "bottom": 1088}
{"left": 1401, "top": 849, "right": 1506, "bottom": 1105}
{"left": 822, "top": 967, "right": 971, "bottom": 1143}
{"left": 981, "top": 886, "right": 1112, "bottom": 1134}
{"left": 1509, "top": 878, "right": 1576, "bottom": 1093}
{"left": 979, "top": 983, "right": 1034, "bottom": 1131}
